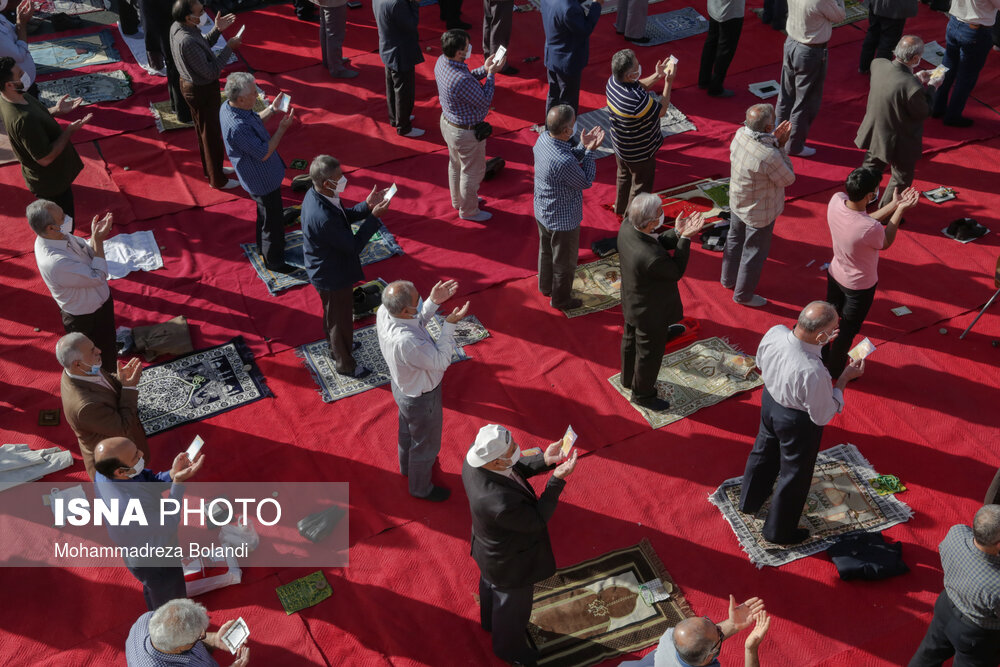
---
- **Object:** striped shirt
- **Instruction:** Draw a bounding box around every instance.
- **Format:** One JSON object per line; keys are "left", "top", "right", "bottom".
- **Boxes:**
{"left": 220, "top": 102, "right": 285, "bottom": 196}
{"left": 125, "top": 612, "right": 219, "bottom": 666}
{"left": 606, "top": 76, "right": 662, "bottom": 163}
{"left": 532, "top": 130, "right": 597, "bottom": 231}
{"left": 940, "top": 524, "right": 1000, "bottom": 630}
{"left": 434, "top": 56, "right": 494, "bottom": 126}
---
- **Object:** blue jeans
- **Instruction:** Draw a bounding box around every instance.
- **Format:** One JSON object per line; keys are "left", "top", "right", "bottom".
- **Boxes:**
{"left": 932, "top": 16, "right": 994, "bottom": 121}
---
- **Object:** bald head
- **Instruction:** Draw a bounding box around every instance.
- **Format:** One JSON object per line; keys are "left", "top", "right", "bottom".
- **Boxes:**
{"left": 382, "top": 280, "right": 418, "bottom": 317}
{"left": 894, "top": 35, "right": 924, "bottom": 65}
{"left": 673, "top": 617, "right": 721, "bottom": 665}
{"left": 94, "top": 437, "right": 142, "bottom": 479}
{"left": 745, "top": 104, "right": 775, "bottom": 133}
{"left": 545, "top": 104, "right": 575, "bottom": 138}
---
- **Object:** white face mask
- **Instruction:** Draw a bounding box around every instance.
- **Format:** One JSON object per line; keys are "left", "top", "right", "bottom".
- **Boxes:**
{"left": 60, "top": 214, "right": 73, "bottom": 235}
{"left": 870, "top": 188, "right": 879, "bottom": 205}
{"left": 464, "top": 43, "right": 473, "bottom": 61}
{"left": 19, "top": 71, "right": 30, "bottom": 91}
{"left": 334, "top": 175, "right": 347, "bottom": 196}
{"left": 634, "top": 64, "right": 642, "bottom": 81}
{"left": 127, "top": 457, "right": 145, "bottom": 478}
{"left": 499, "top": 448, "right": 521, "bottom": 469}
{"left": 649, "top": 212, "right": 666, "bottom": 237}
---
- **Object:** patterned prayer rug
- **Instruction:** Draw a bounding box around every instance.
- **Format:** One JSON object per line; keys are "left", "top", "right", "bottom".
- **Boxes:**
{"left": 34, "top": 0, "right": 105, "bottom": 15}
{"left": 562, "top": 256, "right": 622, "bottom": 319}
{"left": 834, "top": 0, "right": 867, "bottom": 27}
{"left": 152, "top": 89, "right": 264, "bottom": 132}
{"left": 37, "top": 70, "right": 132, "bottom": 108}
{"left": 576, "top": 103, "right": 695, "bottom": 160}
{"left": 527, "top": 539, "right": 692, "bottom": 667}
{"left": 297, "top": 315, "right": 489, "bottom": 403}
{"left": 30, "top": 30, "right": 121, "bottom": 75}
{"left": 655, "top": 178, "right": 728, "bottom": 223}
{"left": 641, "top": 7, "right": 708, "bottom": 47}
{"left": 241, "top": 226, "right": 404, "bottom": 296}
{"left": 137, "top": 336, "right": 273, "bottom": 436}
{"left": 709, "top": 443, "right": 914, "bottom": 568}
{"left": 609, "top": 337, "right": 762, "bottom": 429}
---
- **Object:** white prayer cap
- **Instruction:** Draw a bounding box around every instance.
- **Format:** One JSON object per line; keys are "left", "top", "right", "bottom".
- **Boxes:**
{"left": 466, "top": 424, "right": 514, "bottom": 467}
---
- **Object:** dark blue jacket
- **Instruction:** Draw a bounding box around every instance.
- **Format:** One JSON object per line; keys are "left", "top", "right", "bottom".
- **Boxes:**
{"left": 301, "top": 187, "right": 381, "bottom": 291}
{"left": 542, "top": 0, "right": 601, "bottom": 75}
{"left": 373, "top": 0, "right": 424, "bottom": 71}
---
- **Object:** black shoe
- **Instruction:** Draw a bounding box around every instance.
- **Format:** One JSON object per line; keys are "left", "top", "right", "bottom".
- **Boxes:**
{"left": 667, "top": 323, "right": 687, "bottom": 339}
{"left": 336, "top": 364, "right": 372, "bottom": 379}
{"left": 264, "top": 262, "right": 298, "bottom": 274}
{"left": 483, "top": 157, "right": 506, "bottom": 181}
{"left": 768, "top": 528, "right": 810, "bottom": 545}
{"left": 628, "top": 36, "right": 651, "bottom": 44}
{"left": 707, "top": 88, "right": 735, "bottom": 98}
{"left": 417, "top": 486, "right": 451, "bottom": 502}
{"left": 500, "top": 65, "right": 519, "bottom": 75}
{"left": 943, "top": 116, "right": 973, "bottom": 128}
{"left": 351, "top": 341, "right": 361, "bottom": 351}
{"left": 632, "top": 395, "right": 671, "bottom": 411}
{"left": 553, "top": 298, "right": 583, "bottom": 310}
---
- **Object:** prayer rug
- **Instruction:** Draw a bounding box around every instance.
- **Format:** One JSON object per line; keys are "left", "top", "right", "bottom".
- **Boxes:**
{"left": 37, "top": 70, "right": 132, "bottom": 108}
{"left": 34, "top": 0, "right": 105, "bottom": 15}
{"left": 640, "top": 7, "right": 708, "bottom": 47}
{"left": 297, "top": 315, "right": 489, "bottom": 403}
{"left": 575, "top": 103, "right": 696, "bottom": 160}
{"left": 526, "top": 538, "right": 692, "bottom": 667}
{"left": 103, "top": 230, "right": 164, "bottom": 279}
{"left": 645, "top": 178, "right": 728, "bottom": 224}
{"left": 608, "top": 337, "right": 763, "bottom": 429}
{"left": 152, "top": 88, "right": 265, "bottom": 132}
{"left": 276, "top": 571, "right": 333, "bottom": 614}
{"left": 833, "top": 0, "right": 867, "bottom": 27}
{"left": 240, "top": 226, "right": 404, "bottom": 296}
{"left": 709, "top": 443, "right": 915, "bottom": 568}
{"left": 30, "top": 30, "right": 121, "bottom": 75}
{"left": 120, "top": 19, "right": 237, "bottom": 77}
{"left": 563, "top": 256, "right": 622, "bottom": 319}
{"left": 136, "top": 336, "right": 273, "bottom": 436}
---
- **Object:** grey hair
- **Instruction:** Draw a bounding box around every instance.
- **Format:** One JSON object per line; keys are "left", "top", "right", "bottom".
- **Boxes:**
{"left": 545, "top": 104, "right": 575, "bottom": 136}
{"left": 974, "top": 505, "right": 1000, "bottom": 545}
{"left": 611, "top": 49, "right": 637, "bottom": 82}
{"left": 55, "top": 333, "right": 91, "bottom": 369}
{"left": 673, "top": 617, "right": 718, "bottom": 665}
{"left": 26, "top": 199, "right": 59, "bottom": 236}
{"left": 382, "top": 280, "right": 416, "bottom": 316}
{"left": 797, "top": 301, "right": 838, "bottom": 333}
{"left": 224, "top": 72, "right": 256, "bottom": 102}
{"left": 627, "top": 193, "right": 663, "bottom": 230}
{"left": 894, "top": 35, "right": 924, "bottom": 63}
{"left": 309, "top": 155, "right": 341, "bottom": 190}
{"left": 148, "top": 599, "right": 210, "bottom": 652}
{"left": 745, "top": 103, "right": 775, "bottom": 133}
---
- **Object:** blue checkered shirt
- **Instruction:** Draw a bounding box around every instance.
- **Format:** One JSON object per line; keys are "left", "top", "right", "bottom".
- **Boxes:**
{"left": 125, "top": 612, "right": 219, "bottom": 665}
{"left": 434, "top": 55, "right": 494, "bottom": 126}
{"left": 220, "top": 102, "right": 285, "bottom": 196}
{"left": 940, "top": 524, "right": 1000, "bottom": 629}
{"left": 532, "top": 130, "right": 597, "bottom": 231}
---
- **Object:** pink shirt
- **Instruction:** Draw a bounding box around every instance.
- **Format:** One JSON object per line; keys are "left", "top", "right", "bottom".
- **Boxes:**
{"left": 827, "top": 192, "right": 885, "bottom": 290}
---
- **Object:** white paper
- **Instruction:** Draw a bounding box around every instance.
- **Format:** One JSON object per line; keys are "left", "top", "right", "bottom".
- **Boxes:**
{"left": 236, "top": 24, "right": 246, "bottom": 39}
{"left": 639, "top": 578, "right": 672, "bottom": 604}
{"left": 220, "top": 617, "right": 250, "bottom": 654}
{"left": 749, "top": 80, "right": 780, "bottom": 99}
{"left": 384, "top": 183, "right": 398, "bottom": 202}
{"left": 560, "top": 425, "right": 577, "bottom": 456}
{"left": 103, "top": 230, "right": 164, "bottom": 280}
{"left": 186, "top": 435, "right": 204, "bottom": 460}
{"left": 494, "top": 45, "right": 507, "bottom": 62}
{"left": 668, "top": 55, "right": 678, "bottom": 66}
{"left": 848, "top": 337, "right": 875, "bottom": 361}
{"left": 275, "top": 93, "right": 291, "bottom": 113}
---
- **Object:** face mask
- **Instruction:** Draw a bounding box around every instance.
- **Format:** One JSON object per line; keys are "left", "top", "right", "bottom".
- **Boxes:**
{"left": 83, "top": 361, "right": 102, "bottom": 376}
{"left": 500, "top": 448, "right": 521, "bottom": 469}
{"left": 18, "top": 71, "right": 30, "bottom": 91}
{"left": 127, "top": 457, "right": 144, "bottom": 478}
{"left": 334, "top": 176, "right": 347, "bottom": 195}
{"left": 413, "top": 297, "right": 424, "bottom": 315}
{"left": 60, "top": 215, "right": 73, "bottom": 235}
{"left": 649, "top": 212, "right": 666, "bottom": 237}
{"left": 870, "top": 188, "right": 879, "bottom": 205}
{"left": 634, "top": 64, "right": 642, "bottom": 81}
{"left": 465, "top": 44, "right": 473, "bottom": 60}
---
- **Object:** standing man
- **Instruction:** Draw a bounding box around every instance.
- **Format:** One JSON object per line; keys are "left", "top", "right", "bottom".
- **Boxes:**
{"left": 616, "top": 0, "right": 650, "bottom": 44}
{"left": 376, "top": 279, "right": 469, "bottom": 502}
{"left": 483, "top": 0, "right": 517, "bottom": 74}
{"left": 858, "top": 0, "right": 918, "bottom": 74}
{"left": 618, "top": 193, "right": 707, "bottom": 412}
{"left": 738, "top": 301, "right": 864, "bottom": 545}
{"left": 541, "top": 0, "right": 603, "bottom": 113}
{"left": 761, "top": 0, "right": 787, "bottom": 31}
{"left": 774, "top": 0, "right": 845, "bottom": 158}
{"left": 931, "top": 0, "right": 1000, "bottom": 127}
{"left": 142, "top": 0, "right": 191, "bottom": 124}
{"left": 909, "top": 504, "right": 1000, "bottom": 666}
{"left": 855, "top": 36, "right": 939, "bottom": 208}
{"left": 0, "top": 57, "right": 87, "bottom": 221}
{"left": 722, "top": 103, "right": 795, "bottom": 308}
{"left": 606, "top": 50, "right": 676, "bottom": 218}
{"left": 462, "top": 423, "right": 578, "bottom": 666}
{"left": 221, "top": 72, "right": 297, "bottom": 273}
{"left": 301, "top": 154, "right": 390, "bottom": 380}
{"left": 0, "top": 0, "right": 38, "bottom": 96}
{"left": 699, "top": 0, "right": 745, "bottom": 97}
{"left": 94, "top": 436, "right": 203, "bottom": 611}
{"left": 30, "top": 202, "right": 117, "bottom": 373}
{"left": 314, "top": 0, "right": 359, "bottom": 79}
{"left": 533, "top": 104, "right": 604, "bottom": 311}
{"left": 824, "top": 169, "right": 919, "bottom": 377}
{"left": 56, "top": 333, "right": 148, "bottom": 480}
{"left": 374, "top": 0, "right": 425, "bottom": 137}
{"left": 434, "top": 29, "right": 506, "bottom": 222}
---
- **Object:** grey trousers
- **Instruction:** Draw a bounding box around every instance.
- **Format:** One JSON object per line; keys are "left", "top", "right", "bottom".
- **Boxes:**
{"left": 615, "top": 0, "right": 650, "bottom": 39}
{"left": 861, "top": 151, "right": 915, "bottom": 209}
{"left": 391, "top": 382, "right": 443, "bottom": 498}
{"left": 319, "top": 5, "right": 347, "bottom": 76}
{"left": 479, "top": 576, "right": 538, "bottom": 664}
{"left": 536, "top": 221, "right": 580, "bottom": 308}
{"left": 775, "top": 37, "right": 828, "bottom": 155}
{"left": 720, "top": 213, "right": 775, "bottom": 303}
{"left": 482, "top": 0, "right": 514, "bottom": 57}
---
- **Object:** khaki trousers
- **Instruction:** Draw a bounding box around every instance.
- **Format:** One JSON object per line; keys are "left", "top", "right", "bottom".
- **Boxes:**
{"left": 440, "top": 114, "right": 486, "bottom": 218}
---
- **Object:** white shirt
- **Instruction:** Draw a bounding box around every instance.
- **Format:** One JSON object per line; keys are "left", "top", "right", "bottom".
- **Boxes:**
{"left": 786, "top": 0, "right": 846, "bottom": 45}
{"left": 34, "top": 234, "right": 110, "bottom": 315}
{"left": 756, "top": 325, "right": 844, "bottom": 426}
{"left": 376, "top": 299, "right": 457, "bottom": 398}
{"left": 707, "top": 0, "right": 745, "bottom": 22}
{"left": 950, "top": 0, "right": 1000, "bottom": 25}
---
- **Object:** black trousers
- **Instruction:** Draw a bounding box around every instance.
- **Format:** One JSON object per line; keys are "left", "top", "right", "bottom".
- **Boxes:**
{"left": 909, "top": 591, "right": 1000, "bottom": 667}
{"left": 62, "top": 295, "right": 116, "bottom": 373}
{"left": 614, "top": 155, "right": 656, "bottom": 217}
{"left": 385, "top": 67, "right": 416, "bottom": 135}
{"left": 250, "top": 187, "right": 286, "bottom": 267}
{"left": 482, "top": 0, "right": 514, "bottom": 57}
{"left": 479, "top": 575, "right": 538, "bottom": 665}
{"left": 823, "top": 271, "right": 877, "bottom": 379}
{"left": 439, "top": 0, "right": 463, "bottom": 26}
{"left": 621, "top": 322, "right": 671, "bottom": 400}
{"left": 761, "top": 0, "right": 786, "bottom": 29}
{"left": 739, "top": 388, "right": 824, "bottom": 543}
{"left": 859, "top": 12, "right": 906, "bottom": 73}
{"left": 545, "top": 69, "right": 581, "bottom": 114}
{"left": 317, "top": 285, "right": 356, "bottom": 375}
{"left": 698, "top": 17, "right": 743, "bottom": 94}
{"left": 45, "top": 187, "right": 76, "bottom": 228}
{"left": 116, "top": 0, "right": 139, "bottom": 35}
{"left": 127, "top": 565, "right": 187, "bottom": 611}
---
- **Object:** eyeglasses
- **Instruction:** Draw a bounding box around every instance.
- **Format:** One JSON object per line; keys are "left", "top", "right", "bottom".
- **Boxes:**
{"left": 704, "top": 618, "right": 724, "bottom": 654}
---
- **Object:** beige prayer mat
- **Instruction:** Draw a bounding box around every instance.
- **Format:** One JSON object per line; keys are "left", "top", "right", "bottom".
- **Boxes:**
{"left": 562, "top": 256, "right": 623, "bottom": 319}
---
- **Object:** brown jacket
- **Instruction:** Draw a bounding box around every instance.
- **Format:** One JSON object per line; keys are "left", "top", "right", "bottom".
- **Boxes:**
{"left": 855, "top": 58, "right": 932, "bottom": 167}
{"left": 60, "top": 370, "right": 149, "bottom": 479}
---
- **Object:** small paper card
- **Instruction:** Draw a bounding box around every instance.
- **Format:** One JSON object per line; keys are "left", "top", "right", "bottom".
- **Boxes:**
{"left": 276, "top": 93, "right": 291, "bottom": 113}
{"left": 638, "top": 578, "right": 673, "bottom": 605}
{"left": 186, "top": 435, "right": 204, "bottom": 460}
{"left": 235, "top": 24, "right": 246, "bottom": 39}
{"left": 220, "top": 617, "right": 249, "bottom": 654}
{"left": 848, "top": 337, "right": 875, "bottom": 361}
{"left": 560, "top": 425, "right": 577, "bottom": 456}
{"left": 891, "top": 306, "right": 912, "bottom": 316}
{"left": 668, "top": 55, "right": 678, "bottom": 66}
{"left": 521, "top": 447, "right": 542, "bottom": 457}
{"left": 276, "top": 571, "right": 332, "bottom": 615}
{"left": 384, "top": 183, "right": 398, "bottom": 202}
{"left": 924, "top": 186, "right": 956, "bottom": 204}
{"left": 494, "top": 45, "right": 507, "bottom": 62}
{"left": 749, "top": 80, "right": 780, "bottom": 99}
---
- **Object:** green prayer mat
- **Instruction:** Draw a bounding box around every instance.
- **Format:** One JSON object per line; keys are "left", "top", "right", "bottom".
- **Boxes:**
{"left": 276, "top": 571, "right": 332, "bottom": 614}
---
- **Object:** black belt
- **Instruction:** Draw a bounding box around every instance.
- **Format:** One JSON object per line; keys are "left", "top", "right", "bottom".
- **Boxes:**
{"left": 802, "top": 41, "right": 828, "bottom": 49}
{"left": 443, "top": 117, "right": 477, "bottom": 131}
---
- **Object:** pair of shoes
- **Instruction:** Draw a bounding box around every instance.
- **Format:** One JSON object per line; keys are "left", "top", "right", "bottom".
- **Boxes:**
{"left": 735, "top": 294, "right": 768, "bottom": 307}
{"left": 447, "top": 20, "right": 472, "bottom": 29}
{"left": 217, "top": 179, "right": 241, "bottom": 190}
{"left": 483, "top": 156, "right": 505, "bottom": 181}
{"left": 943, "top": 116, "right": 974, "bottom": 128}
{"left": 222, "top": 166, "right": 235, "bottom": 175}
{"left": 336, "top": 365, "right": 372, "bottom": 379}
{"left": 628, "top": 36, "right": 651, "bottom": 44}
{"left": 416, "top": 486, "right": 451, "bottom": 502}
{"left": 552, "top": 298, "right": 583, "bottom": 310}
{"left": 265, "top": 262, "right": 298, "bottom": 274}
{"left": 790, "top": 145, "right": 816, "bottom": 157}
{"left": 331, "top": 69, "right": 359, "bottom": 79}
{"left": 400, "top": 127, "right": 425, "bottom": 137}
{"left": 351, "top": 341, "right": 361, "bottom": 351}
{"left": 500, "top": 65, "right": 519, "bottom": 75}
{"left": 707, "top": 88, "right": 735, "bottom": 98}
{"left": 631, "top": 395, "right": 671, "bottom": 411}
{"left": 667, "top": 323, "right": 687, "bottom": 339}
{"left": 460, "top": 210, "right": 493, "bottom": 222}
{"left": 768, "top": 528, "right": 810, "bottom": 545}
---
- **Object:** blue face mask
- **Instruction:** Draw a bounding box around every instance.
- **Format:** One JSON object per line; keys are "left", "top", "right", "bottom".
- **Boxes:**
{"left": 84, "top": 362, "right": 102, "bottom": 376}
{"left": 414, "top": 297, "right": 424, "bottom": 315}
